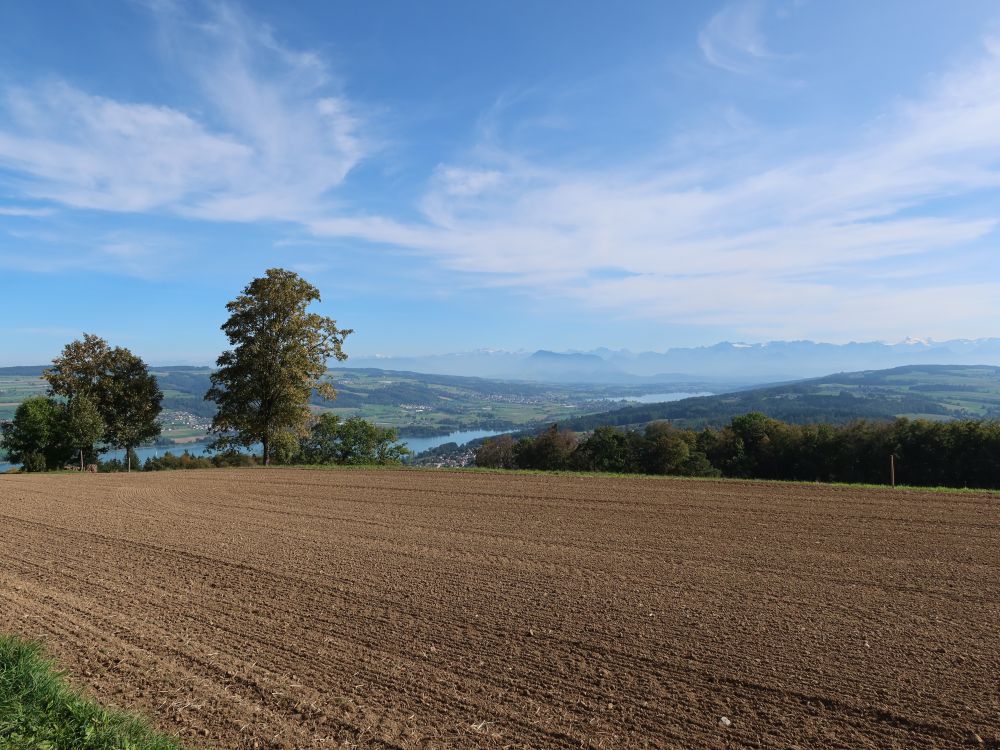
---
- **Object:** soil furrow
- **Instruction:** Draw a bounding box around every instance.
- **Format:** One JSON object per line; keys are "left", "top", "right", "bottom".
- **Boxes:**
{"left": 1, "top": 468, "right": 997, "bottom": 749}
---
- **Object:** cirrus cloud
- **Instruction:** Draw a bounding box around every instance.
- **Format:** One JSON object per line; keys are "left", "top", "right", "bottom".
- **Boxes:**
{"left": 2, "top": 3, "right": 1000, "bottom": 343}
{"left": 0, "top": 1, "right": 367, "bottom": 223}
{"left": 306, "top": 35, "right": 1000, "bottom": 339}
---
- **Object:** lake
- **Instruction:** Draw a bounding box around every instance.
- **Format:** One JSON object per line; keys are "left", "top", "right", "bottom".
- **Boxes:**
{"left": 619, "top": 391, "right": 712, "bottom": 403}
{"left": 0, "top": 429, "right": 505, "bottom": 472}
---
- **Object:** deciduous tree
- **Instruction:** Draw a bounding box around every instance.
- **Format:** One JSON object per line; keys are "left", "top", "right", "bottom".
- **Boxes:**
{"left": 63, "top": 394, "right": 105, "bottom": 471}
{"left": 515, "top": 424, "right": 578, "bottom": 470}
{"left": 44, "top": 334, "right": 113, "bottom": 404}
{"left": 205, "top": 269, "right": 351, "bottom": 465}
{"left": 296, "top": 414, "right": 408, "bottom": 465}
{"left": 475, "top": 434, "right": 517, "bottom": 469}
{"left": 1, "top": 397, "right": 71, "bottom": 471}
{"left": 44, "top": 334, "right": 162, "bottom": 469}
{"left": 103, "top": 348, "right": 163, "bottom": 471}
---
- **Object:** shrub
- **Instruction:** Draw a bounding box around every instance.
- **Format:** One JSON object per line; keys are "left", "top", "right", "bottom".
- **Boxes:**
{"left": 142, "top": 451, "right": 212, "bottom": 471}
{"left": 475, "top": 435, "right": 517, "bottom": 469}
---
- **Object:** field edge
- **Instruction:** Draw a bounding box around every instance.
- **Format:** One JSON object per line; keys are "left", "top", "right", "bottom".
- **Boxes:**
{"left": 0, "top": 634, "right": 187, "bottom": 750}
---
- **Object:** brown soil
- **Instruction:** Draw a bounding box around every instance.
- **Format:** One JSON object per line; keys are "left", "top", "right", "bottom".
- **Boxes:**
{"left": 1, "top": 468, "right": 997, "bottom": 749}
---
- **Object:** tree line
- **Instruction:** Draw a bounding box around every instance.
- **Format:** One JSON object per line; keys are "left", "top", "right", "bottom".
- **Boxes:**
{"left": 3, "top": 269, "right": 408, "bottom": 472}
{"left": 84, "top": 414, "right": 406, "bottom": 473}
{"left": 476, "top": 413, "right": 1000, "bottom": 489}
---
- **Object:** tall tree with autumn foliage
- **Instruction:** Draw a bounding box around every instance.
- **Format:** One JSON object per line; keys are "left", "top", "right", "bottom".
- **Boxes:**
{"left": 205, "top": 269, "right": 351, "bottom": 465}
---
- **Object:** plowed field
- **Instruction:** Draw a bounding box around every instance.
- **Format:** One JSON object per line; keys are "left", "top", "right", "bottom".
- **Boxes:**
{"left": 1, "top": 468, "right": 997, "bottom": 749}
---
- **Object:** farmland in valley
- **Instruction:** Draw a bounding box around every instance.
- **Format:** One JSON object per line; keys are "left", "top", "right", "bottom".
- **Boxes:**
{"left": 0, "top": 469, "right": 997, "bottom": 748}
{"left": 0, "top": 366, "right": 716, "bottom": 445}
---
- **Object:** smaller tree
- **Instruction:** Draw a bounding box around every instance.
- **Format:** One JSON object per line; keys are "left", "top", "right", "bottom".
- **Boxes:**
{"left": 63, "top": 394, "right": 105, "bottom": 471}
{"left": 1, "top": 397, "right": 71, "bottom": 471}
{"left": 366, "top": 421, "right": 410, "bottom": 465}
{"left": 574, "top": 426, "right": 642, "bottom": 473}
{"left": 475, "top": 434, "right": 517, "bottom": 469}
{"left": 298, "top": 413, "right": 343, "bottom": 464}
{"left": 270, "top": 431, "right": 301, "bottom": 465}
{"left": 641, "top": 422, "right": 691, "bottom": 474}
{"left": 298, "top": 414, "right": 408, "bottom": 465}
{"left": 725, "top": 412, "right": 780, "bottom": 478}
{"left": 103, "top": 348, "right": 163, "bottom": 471}
{"left": 44, "top": 334, "right": 163, "bottom": 469}
{"left": 515, "top": 424, "right": 578, "bottom": 470}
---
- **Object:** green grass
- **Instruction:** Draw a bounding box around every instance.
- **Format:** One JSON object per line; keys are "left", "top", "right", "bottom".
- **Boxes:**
{"left": 10, "top": 458, "right": 1000, "bottom": 498}
{"left": 0, "top": 635, "right": 186, "bottom": 750}
{"left": 264, "top": 462, "right": 1000, "bottom": 496}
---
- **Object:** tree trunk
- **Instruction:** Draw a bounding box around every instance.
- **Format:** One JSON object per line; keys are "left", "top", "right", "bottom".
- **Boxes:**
{"left": 79, "top": 449, "right": 83, "bottom": 472}
{"left": 127, "top": 446, "right": 131, "bottom": 473}
{"left": 262, "top": 434, "right": 269, "bottom": 466}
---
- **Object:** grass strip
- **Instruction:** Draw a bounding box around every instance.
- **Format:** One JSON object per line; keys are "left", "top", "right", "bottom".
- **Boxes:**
{"left": 0, "top": 635, "right": 185, "bottom": 750}
{"left": 274, "top": 462, "right": 1000, "bottom": 496}
{"left": 7, "top": 461, "right": 1000, "bottom": 497}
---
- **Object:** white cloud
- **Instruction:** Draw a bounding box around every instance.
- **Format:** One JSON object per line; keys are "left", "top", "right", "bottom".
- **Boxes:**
{"left": 434, "top": 167, "right": 505, "bottom": 198}
{"left": 3, "top": 3, "right": 1000, "bottom": 341}
{"left": 0, "top": 225, "right": 182, "bottom": 279}
{"left": 0, "top": 206, "right": 55, "bottom": 217}
{"left": 306, "top": 37, "right": 1000, "bottom": 339}
{"left": 0, "top": 1, "right": 367, "bottom": 222}
{"left": 698, "top": 1, "right": 778, "bottom": 74}
{"left": 0, "top": 83, "right": 251, "bottom": 212}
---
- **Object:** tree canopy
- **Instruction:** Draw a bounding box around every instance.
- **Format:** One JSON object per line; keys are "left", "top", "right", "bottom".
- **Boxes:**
{"left": 205, "top": 268, "right": 351, "bottom": 465}
{"left": 297, "top": 414, "right": 409, "bottom": 465}
{"left": 43, "top": 334, "right": 162, "bottom": 470}
{"left": 63, "top": 394, "right": 105, "bottom": 471}
{"left": 475, "top": 413, "right": 1000, "bottom": 488}
{"left": 43, "top": 334, "right": 112, "bottom": 404}
{"left": 103, "top": 348, "right": 163, "bottom": 470}
{"left": 1, "top": 397, "right": 72, "bottom": 472}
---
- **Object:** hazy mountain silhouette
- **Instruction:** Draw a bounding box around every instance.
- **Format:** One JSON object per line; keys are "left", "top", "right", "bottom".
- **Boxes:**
{"left": 332, "top": 339, "right": 1000, "bottom": 384}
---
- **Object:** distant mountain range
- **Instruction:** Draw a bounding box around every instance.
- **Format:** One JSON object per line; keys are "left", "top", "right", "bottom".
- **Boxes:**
{"left": 8, "top": 338, "right": 1000, "bottom": 386}
{"left": 335, "top": 338, "right": 1000, "bottom": 384}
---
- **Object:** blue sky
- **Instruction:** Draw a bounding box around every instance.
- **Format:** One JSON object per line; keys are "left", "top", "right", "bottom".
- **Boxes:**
{"left": 2, "top": 0, "right": 1000, "bottom": 365}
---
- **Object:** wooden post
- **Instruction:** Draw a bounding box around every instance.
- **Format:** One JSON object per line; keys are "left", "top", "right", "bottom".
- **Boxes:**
{"left": 890, "top": 454, "right": 896, "bottom": 488}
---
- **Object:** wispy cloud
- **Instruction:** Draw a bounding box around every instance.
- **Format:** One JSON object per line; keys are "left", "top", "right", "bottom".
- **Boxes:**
{"left": 308, "top": 36, "right": 1000, "bottom": 339}
{"left": 0, "top": 83, "right": 251, "bottom": 212}
{"left": 2, "top": 2, "right": 1000, "bottom": 341}
{"left": 698, "top": 1, "right": 779, "bottom": 75}
{"left": 0, "top": 205, "right": 55, "bottom": 217}
{"left": 0, "top": 1, "right": 367, "bottom": 222}
{"left": 0, "top": 228, "right": 183, "bottom": 279}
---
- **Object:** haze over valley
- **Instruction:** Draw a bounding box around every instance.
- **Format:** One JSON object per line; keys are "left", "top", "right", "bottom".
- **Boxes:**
{"left": 336, "top": 337, "right": 1000, "bottom": 383}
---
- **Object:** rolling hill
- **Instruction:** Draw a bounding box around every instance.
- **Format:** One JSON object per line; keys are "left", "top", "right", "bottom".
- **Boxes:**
{"left": 9, "top": 363, "right": 1000, "bottom": 445}
{"left": 0, "top": 366, "right": 715, "bottom": 441}
{"left": 560, "top": 365, "right": 1000, "bottom": 431}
